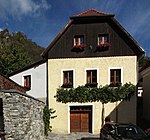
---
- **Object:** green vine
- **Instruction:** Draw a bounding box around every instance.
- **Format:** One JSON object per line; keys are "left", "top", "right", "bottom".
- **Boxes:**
{"left": 43, "top": 106, "right": 57, "bottom": 136}
{"left": 55, "top": 82, "right": 136, "bottom": 104}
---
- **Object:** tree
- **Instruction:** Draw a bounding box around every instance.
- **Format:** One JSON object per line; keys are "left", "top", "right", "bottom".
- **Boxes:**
{"left": 0, "top": 43, "right": 32, "bottom": 75}
{"left": 0, "top": 29, "right": 45, "bottom": 75}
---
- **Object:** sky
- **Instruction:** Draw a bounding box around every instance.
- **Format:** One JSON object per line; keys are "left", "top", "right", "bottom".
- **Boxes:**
{"left": 0, "top": 0, "right": 150, "bottom": 56}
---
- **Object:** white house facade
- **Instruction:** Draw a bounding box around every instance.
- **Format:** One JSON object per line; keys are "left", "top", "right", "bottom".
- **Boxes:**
{"left": 9, "top": 60, "right": 47, "bottom": 102}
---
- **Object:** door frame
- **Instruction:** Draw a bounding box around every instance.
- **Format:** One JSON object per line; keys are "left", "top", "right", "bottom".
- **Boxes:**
{"left": 68, "top": 104, "right": 94, "bottom": 134}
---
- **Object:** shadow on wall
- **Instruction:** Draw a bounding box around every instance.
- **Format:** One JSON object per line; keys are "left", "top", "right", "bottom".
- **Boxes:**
{"left": 104, "top": 95, "right": 136, "bottom": 125}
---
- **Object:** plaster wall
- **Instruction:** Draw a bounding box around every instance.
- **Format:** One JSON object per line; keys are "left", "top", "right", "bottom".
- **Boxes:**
{"left": 10, "top": 62, "right": 47, "bottom": 101}
{"left": 48, "top": 56, "right": 137, "bottom": 134}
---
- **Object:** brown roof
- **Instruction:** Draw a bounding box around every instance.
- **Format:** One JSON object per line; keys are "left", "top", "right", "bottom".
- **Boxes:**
{"left": 73, "top": 9, "right": 110, "bottom": 17}
{"left": 41, "top": 9, "right": 144, "bottom": 57}
{"left": 0, "top": 73, "right": 26, "bottom": 93}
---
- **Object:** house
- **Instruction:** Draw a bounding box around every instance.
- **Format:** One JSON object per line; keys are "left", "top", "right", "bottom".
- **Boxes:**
{"left": 8, "top": 60, "right": 47, "bottom": 102}
{"left": 42, "top": 9, "right": 144, "bottom": 134}
{"left": 139, "top": 61, "right": 150, "bottom": 123}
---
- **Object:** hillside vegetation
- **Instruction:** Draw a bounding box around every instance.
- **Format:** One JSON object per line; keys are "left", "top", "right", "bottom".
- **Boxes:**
{"left": 0, "top": 29, "right": 45, "bottom": 75}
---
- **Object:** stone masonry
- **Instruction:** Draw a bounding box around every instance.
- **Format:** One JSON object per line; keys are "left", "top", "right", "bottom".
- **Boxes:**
{"left": 0, "top": 90, "right": 45, "bottom": 140}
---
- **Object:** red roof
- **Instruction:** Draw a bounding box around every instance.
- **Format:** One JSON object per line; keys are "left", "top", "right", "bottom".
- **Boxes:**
{"left": 73, "top": 9, "right": 111, "bottom": 17}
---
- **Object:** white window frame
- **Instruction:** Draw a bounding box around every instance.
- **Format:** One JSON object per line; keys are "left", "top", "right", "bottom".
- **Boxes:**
{"left": 68, "top": 104, "right": 94, "bottom": 134}
{"left": 61, "top": 69, "right": 75, "bottom": 88}
{"left": 108, "top": 67, "right": 123, "bottom": 85}
{"left": 85, "top": 68, "right": 99, "bottom": 86}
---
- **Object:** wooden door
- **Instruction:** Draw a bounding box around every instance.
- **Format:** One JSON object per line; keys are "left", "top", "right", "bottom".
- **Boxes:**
{"left": 70, "top": 110, "right": 91, "bottom": 132}
{"left": 81, "top": 112, "right": 89, "bottom": 132}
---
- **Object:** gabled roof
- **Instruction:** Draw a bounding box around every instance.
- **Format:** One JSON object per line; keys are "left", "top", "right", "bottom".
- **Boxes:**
{"left": 41, "top": 9, "right": 144, "bottom": 58}
{"left": 72, "top": 9, "right": 112, "bottom": 17}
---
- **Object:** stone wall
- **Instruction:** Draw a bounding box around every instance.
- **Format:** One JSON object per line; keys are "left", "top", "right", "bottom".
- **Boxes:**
{"left": 0, "top": 90, "right": 45, "bottom": 140}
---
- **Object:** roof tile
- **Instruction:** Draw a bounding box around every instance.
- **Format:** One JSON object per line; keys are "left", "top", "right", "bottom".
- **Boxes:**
{"left": 73, "top": 9, "right": 110, "bottom": 17}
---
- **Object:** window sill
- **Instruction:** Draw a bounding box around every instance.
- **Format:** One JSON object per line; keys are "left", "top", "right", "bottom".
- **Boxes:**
{"left": 61, "top": 84, "right": 73, "bottom": 88}
{"left": 24, "top": 86, "right": 31, "bottom": 91}
{"left": 85, "top": 83, "right": 98, "bottom": 88}
{"left": 109, "top": 82, "right": 121, "bottom": 87}
{"left": 71, "top": 46, "right": 84, "bottom": 52}
{"left": 96, "top": 46, "right": 109, "bottom": 52}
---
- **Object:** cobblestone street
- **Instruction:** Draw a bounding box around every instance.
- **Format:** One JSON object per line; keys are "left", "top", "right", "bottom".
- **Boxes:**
{"left": 45, "top": 132, "right": 99, "bottom": 140}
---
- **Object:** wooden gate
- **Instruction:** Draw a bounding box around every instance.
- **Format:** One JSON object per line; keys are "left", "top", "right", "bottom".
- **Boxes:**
{"left": 70, "top": 106, "right": 92, "bottom": 133}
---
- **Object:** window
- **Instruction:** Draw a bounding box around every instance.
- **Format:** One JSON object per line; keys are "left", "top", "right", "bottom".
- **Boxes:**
{"left": 98, "top": 34, "right": 109, "bottom": 45}
{"left": 110, "top": 69, "right": 121, "bottom": 86}
{"left": 24, "top": 75, "right": 31, "bottom": 89}
{"left": 62, "top": 70, "right": 73, "bottom": 88}
{"left": 73, "top": 35, "right": 85, "bottom": 47}
{"left": 86, "top": 70, "right": 97, "bottom": 87}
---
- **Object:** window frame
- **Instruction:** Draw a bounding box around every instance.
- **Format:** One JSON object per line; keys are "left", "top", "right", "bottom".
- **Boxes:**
{"left": 73, "top": 35, "right": 85, "bottom": 47}
{"left": 22, "top": 74, "right": 32, "bottom": 90}
{"left": 85, "top": 68, "right": 99, "bottom": 87}
{"left": 98, "top": 34, "right": 109, "bottom": 45}
{"left": 61, "top": 69, "right": 75, "bottom": 88}
{"left": 108, "top": 67, "right": 123, "bottom": 86}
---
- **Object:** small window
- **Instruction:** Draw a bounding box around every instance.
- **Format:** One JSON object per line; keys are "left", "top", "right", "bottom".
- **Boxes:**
{"left": 98, "top": 34, "right": 109, "bottom": 45}
{"left": 86, "top": 70, "right": 97, "bottom": 87}
{"left": 62, "top": 70, "right": 73, "bottom": 88}
{"left": 24, "top": 75, "right": 31, "bottom": 90}
{"left": 110, "top": 69, "right": 121, "bottom": 86}
{"left": 73, "top": 35, "right": 85, "bottom": 47}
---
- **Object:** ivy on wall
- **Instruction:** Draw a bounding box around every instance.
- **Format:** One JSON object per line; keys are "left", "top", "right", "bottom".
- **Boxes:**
{"left": 55, "top": 83, "right": 136, "bottom": 104}
{"left": 43, "top": 106, "right": 57, "bottom": 136}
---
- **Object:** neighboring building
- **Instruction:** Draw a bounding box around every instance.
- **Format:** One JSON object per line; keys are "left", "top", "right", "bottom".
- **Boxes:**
{"left": 140, "top": 62, "right": 150, "bottom": 122}
{"left": 0, "top": 72, "right": 25, "bottom": 93}
{"left": 42, "top": 9, "right": 144, "bottom": 134}
{"left": 8, "top": 60, "right": 47, "bottom": 102}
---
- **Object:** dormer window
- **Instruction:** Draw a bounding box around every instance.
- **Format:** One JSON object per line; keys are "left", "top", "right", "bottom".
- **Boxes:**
{"left": 98, "top": 34, "right": 109, "bottom": 45}
{"left": 73, "top": 35, "right": 86, "bottom": 47}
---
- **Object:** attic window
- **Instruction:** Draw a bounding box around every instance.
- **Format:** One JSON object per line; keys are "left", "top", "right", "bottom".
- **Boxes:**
{"left": 73, "top": 35, "right": 86, "bottom": 47}
{"left": 98, "top": 34, "right": 109, "bottom": 45}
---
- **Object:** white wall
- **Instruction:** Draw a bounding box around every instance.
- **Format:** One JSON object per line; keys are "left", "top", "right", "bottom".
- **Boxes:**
{"left": 10, "top": 62, "right": 47, "bottom": 101}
